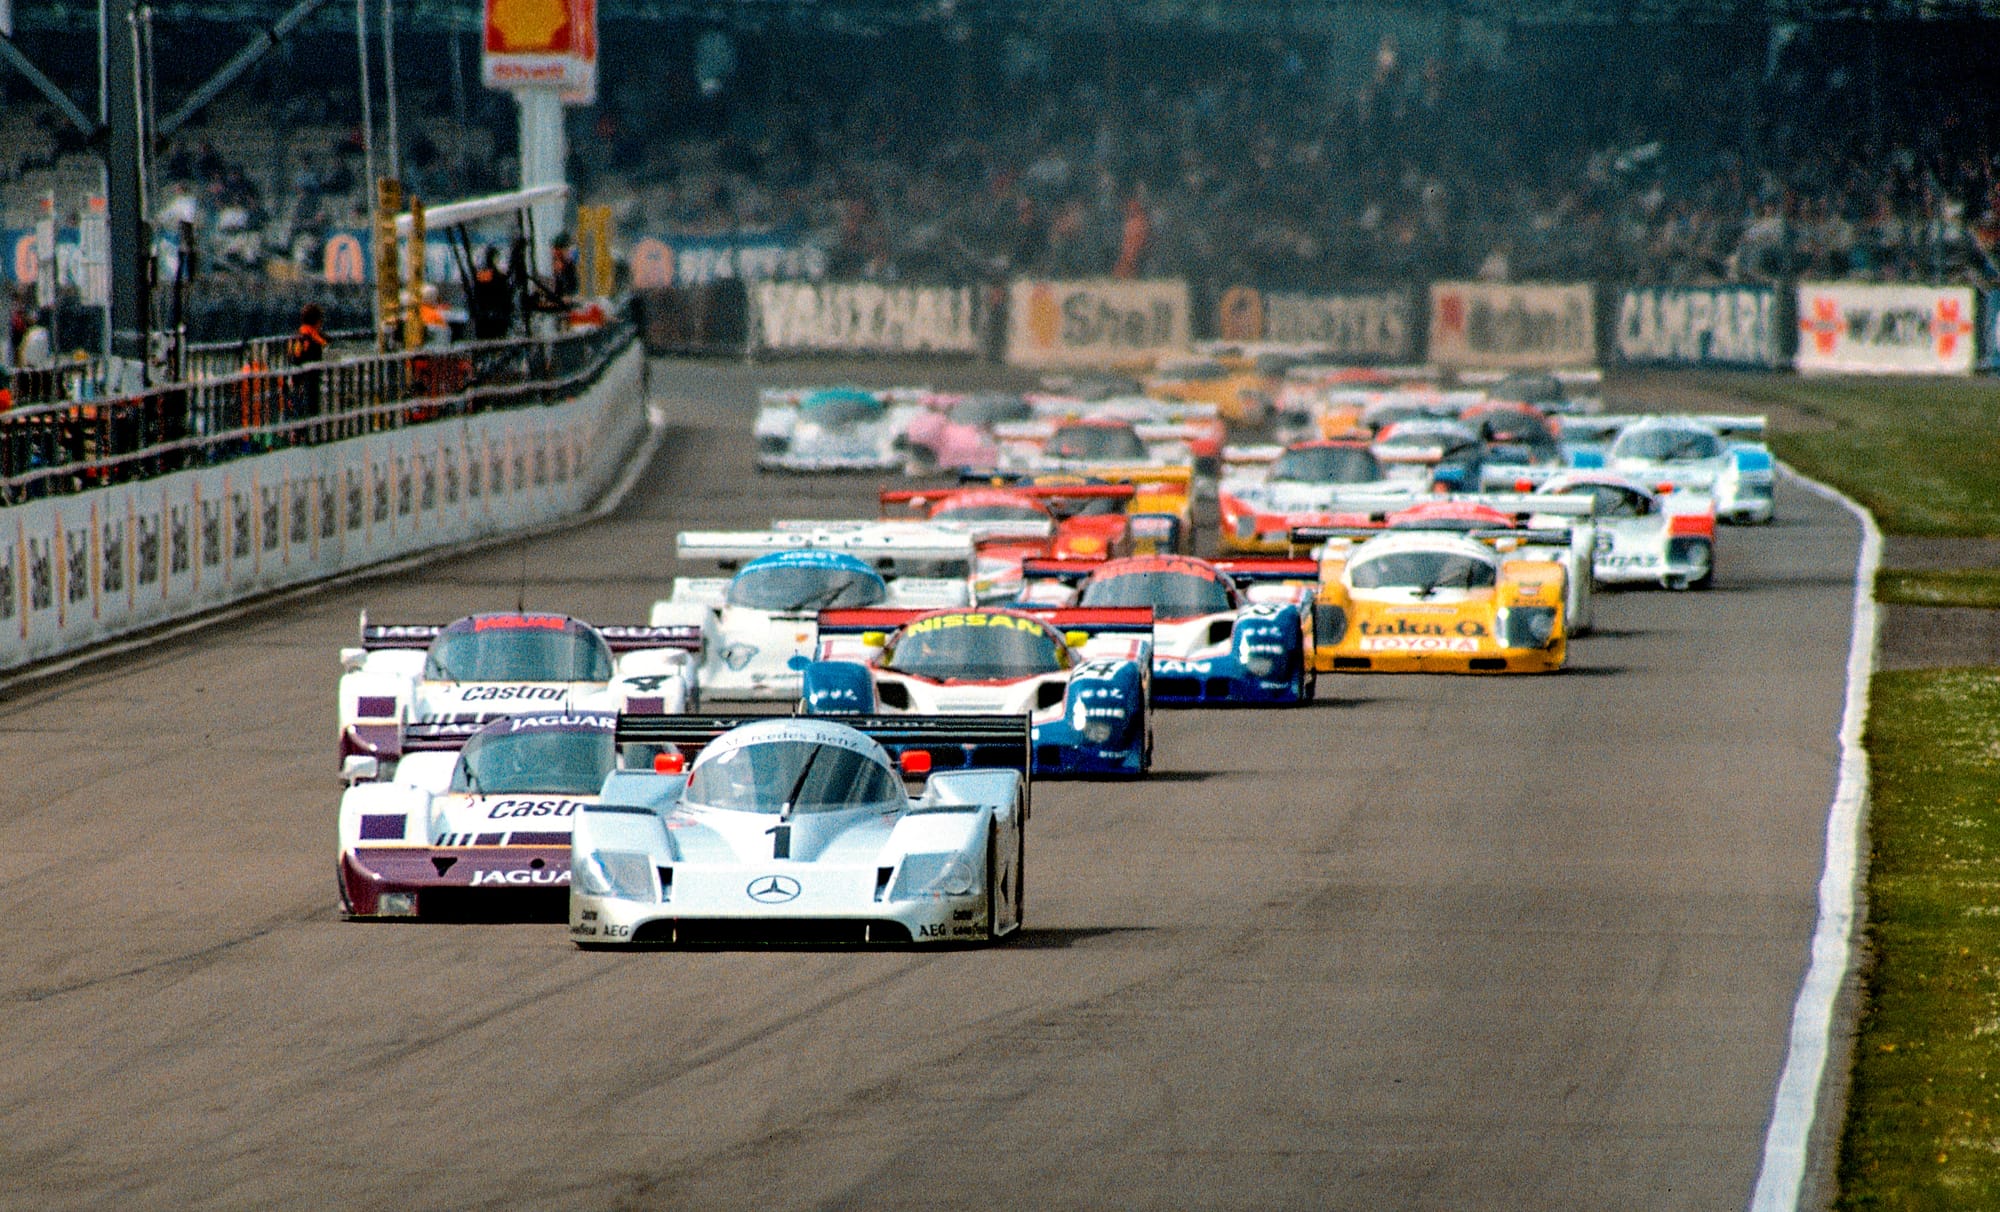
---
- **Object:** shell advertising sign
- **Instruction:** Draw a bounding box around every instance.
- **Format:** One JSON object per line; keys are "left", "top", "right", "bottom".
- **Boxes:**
{"left": 484, "top": 0, "right": 596, "bottom": 100}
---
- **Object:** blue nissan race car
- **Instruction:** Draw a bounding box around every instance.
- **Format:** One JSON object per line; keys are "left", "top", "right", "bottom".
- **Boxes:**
{"left": 801, "top": 606, "right": 1154, "bottom": 777}
{"left": 1016, "top": 554, "right": 1315, "bottom": 707}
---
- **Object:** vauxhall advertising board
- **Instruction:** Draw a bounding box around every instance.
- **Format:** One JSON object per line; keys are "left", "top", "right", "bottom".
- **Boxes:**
{"left": 1614, "top": 285, "right": 1783, "bottom": 369}
{"left": 1794, "top": 282, "right": 1976, "bottom": 375}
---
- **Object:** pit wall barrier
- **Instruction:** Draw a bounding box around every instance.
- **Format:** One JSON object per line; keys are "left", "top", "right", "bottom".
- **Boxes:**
{"left": 0, "top": 340, "right": 645, "bottom": 673}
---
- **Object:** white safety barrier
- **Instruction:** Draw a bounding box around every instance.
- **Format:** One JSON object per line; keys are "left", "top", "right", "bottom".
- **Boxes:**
{"left": 752, "top": 281, "right": 979, "bottom": 354}
{"left": 1005, "top": 278, "right": 1190, "bottom": 369}
{"left": 1428, "top": 281, "right": 1596, "bottom": 369}
{"left": 1795, "top": 281, "right": 1976, "bottom": 374}
{"left": 0, "top": 342, "right": 645, "bottom": 672}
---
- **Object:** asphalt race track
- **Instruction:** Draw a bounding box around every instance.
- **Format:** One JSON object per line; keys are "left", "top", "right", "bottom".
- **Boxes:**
{"left": 0, "top": 359, "right": 1861, "bottom": 1211}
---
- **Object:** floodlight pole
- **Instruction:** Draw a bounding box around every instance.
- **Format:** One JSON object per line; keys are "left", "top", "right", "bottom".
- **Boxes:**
{"left": 106, "top": 0, "right": 149, "bottom": 381}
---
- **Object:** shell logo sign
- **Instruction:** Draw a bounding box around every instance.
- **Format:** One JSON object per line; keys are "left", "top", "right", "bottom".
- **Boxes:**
{"left": 629, "top": 239, "right": 674, "bottom": 289}
{"left": 11, "top": 233, "right": 38, "bottom": 287}
{"left": 1217, "top": 287, "right": 1265, "bottom": 342}
{"left": 1025, "top": 284, "right": 1060, "bottom": 349}
{"left": 486, "top": 0, "right": 570, "bottom": 53}
{"left": 322, "top": 233, "right": 367, "bottom": 285}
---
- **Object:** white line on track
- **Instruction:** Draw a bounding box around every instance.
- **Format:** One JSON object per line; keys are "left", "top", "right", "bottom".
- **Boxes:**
{"left": 0, "top": 400, "right": 670, "bottom": 699}
{"left": 1749, "top": 465, "right": 1882, "bottom": 1212}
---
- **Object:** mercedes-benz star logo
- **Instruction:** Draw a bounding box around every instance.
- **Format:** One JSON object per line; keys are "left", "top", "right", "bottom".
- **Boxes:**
{"left": 746, "top": 875, "right": 802, "bottom": 904}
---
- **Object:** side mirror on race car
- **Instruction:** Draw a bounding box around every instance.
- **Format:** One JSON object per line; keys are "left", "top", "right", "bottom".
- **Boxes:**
{"left": 1064, "top": 630, "right": 1090, "bottom": 649}
{"left": 341, "top": 755, "right": 380, "bottom": 785}
{"left": 340, "top": 647, "right": 368, "bottom": 673}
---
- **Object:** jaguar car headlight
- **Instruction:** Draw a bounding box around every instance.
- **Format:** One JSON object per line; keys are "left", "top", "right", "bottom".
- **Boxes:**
{"left": 722, "top": 643, "right": 759, "bottom": 671}
{"left": 574, "top": 850, "right": 656, "bottom": 900}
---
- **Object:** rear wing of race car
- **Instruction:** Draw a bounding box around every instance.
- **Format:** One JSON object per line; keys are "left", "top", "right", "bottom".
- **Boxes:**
{"left": 947, "top": 476, "right": 1140, "bottom": 501}
{"left": 1211, "top": 558, "right": 1321, "bottom": 585}
{"left": 676, "top": 525, "right": 975, "bottom": 578}
{"left": 612, "top": 712, "right": 1034, "bottom": 782}
{"left": 402, "top": 718, "right": 489, "bottom": 752}
{"left": 817, "top": 605, "right": 1155, "bottom": 638}
{"left": 596, "top": 625, "right": 703, "bottom": 654}
{"left": 1692, "top": 414, "right": 1767, "bottom": 440}
{"left": 358, "top": 622, "right": 440, "bottom": 651}
{"left": 356, "top": 616, "right": 699, "bottom": 654}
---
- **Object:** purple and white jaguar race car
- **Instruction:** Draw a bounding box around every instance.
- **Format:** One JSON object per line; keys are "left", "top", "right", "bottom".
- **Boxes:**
{"left": 338, "top": 712, "right": 616, "bottom": 920}
{"left": 336, "top": 611, "right": 697, "bottom": 783}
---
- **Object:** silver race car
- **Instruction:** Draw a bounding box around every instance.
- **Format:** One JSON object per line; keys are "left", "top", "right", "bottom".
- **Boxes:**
{"left": 570, "top": 713, "right": 1029, "bottom": 946}
{"left": 754, "top": 386, "right": 926, "bottom": 472}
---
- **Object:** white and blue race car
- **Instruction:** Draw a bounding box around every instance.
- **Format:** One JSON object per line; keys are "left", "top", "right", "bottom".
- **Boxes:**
{"left": 570, "top": 713, "right": 1029, "bottom": 946}
{"left": 1564, "top": 414, "right": 1773, "bottom": 523}
{"left": 339, "top": 712, "right": 618, "bottom": 919}
{"left": 754, "top": 386, "right": 926, "bottom": 472}
{"left": 652, "top": 526, "right": 976, "bottom": 704}
{"left": 337, "top": 612, "right": 697, "bottom": 783}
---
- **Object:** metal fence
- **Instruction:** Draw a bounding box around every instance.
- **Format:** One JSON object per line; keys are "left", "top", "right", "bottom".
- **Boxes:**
{"left": 0, "top": 320, "right": 635, "bottom": 505}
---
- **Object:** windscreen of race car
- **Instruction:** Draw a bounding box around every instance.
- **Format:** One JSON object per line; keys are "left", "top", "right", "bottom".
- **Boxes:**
{"left": 727, "top": 562, "right": 887, "bottom": 612}
{"left": 1272, "top": 445, "right": 1382, "bottom": 484}
{"left": 1612, "top": 428, "right": 1721, "bottom": 462}
{"left": 1081, "top": 562, "right": 1234, "bottom": 619}
{"left": 1049, "top": 425, "right": 1147, "bottom": 461}
{"left": 687, "top": 740, "right": 903, "bottom": 813}
{"left": 883, "top": 613, "right": 1069, "bottom": 680}
{"left": 1350, "top": 551, "right": 1499, "bottom": 591}
{"left": 423, "top": 617, "right": 614, "bottom": 682}
{"left": 451, "top": 723, "right": 615, "bottom": 794}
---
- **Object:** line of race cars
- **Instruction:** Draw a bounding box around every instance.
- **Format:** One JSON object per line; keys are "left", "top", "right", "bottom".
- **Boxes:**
{"left": 331, "top": 353, "right": 1775, "bottom": 946}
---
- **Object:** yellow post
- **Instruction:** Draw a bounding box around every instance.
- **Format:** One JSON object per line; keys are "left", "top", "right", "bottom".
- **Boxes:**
{"left": 403, "top": 198, "right": 427, "bottom": 350}
{"left": 373, "top": 177, "right": 403, "bottom": 352}
{"left": 578, "top": 204, "right": 613, "bottom": 297}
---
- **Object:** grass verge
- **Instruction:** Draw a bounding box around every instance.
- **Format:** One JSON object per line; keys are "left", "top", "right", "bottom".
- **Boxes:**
{"left": 1877, "top": 570, "right": 2000, "bottom": 610}
{"left": 1838, "top": 668, "right": 2000, "bottom": 1208}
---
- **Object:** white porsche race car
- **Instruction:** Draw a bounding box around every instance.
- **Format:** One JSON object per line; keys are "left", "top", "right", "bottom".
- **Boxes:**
{"left": 337, "top": 612, "right": 697, "bottom": 783}
{"left": 1536, "top": 472, "right": 1719, "bottom": 590}
{"left": 570, "top": 713, "right": 1030, "bottom": 946}
{"left": 652, "top": 525, "right": 977, "bottom": 704}
{"left": 1570, "top": 414, "right": 1773, "bottom": 523}
{"left": 754, "top": 386, "right": 926, "bottom": 472}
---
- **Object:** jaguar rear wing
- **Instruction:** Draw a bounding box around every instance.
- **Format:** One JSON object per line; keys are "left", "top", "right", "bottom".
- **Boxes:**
{"left": 356, "top": 614, "right": 697, "bottom": 654}
{"left": 613, "top": 712, "right": 1034, "bottom": 779}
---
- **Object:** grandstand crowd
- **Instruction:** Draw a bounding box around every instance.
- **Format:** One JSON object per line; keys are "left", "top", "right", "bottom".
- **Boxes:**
{"left": 2, "top": 14, "right": 1998, "bottom": 327}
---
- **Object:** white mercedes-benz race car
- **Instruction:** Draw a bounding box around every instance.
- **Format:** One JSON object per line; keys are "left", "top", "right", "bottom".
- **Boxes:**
{"left": 570, "top": 713, "right": 1029, "bottom": 946}
{"left": 337, "top": 612, "right": 697, "bottom": 783}
{"left": 1569, "top": 414, "right": 1773, "bottom": 523}
{"left": 339, "top": 712, "right": 617, "bottom": 919}
{"left": 1536, "top": 472, "right": 1719, "bottom": 590}
{"left": 754, "top": 386, "right": 926, "bottom": 472}
{"left": 652, "top": 525, "right": 976, "bottom": 704}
